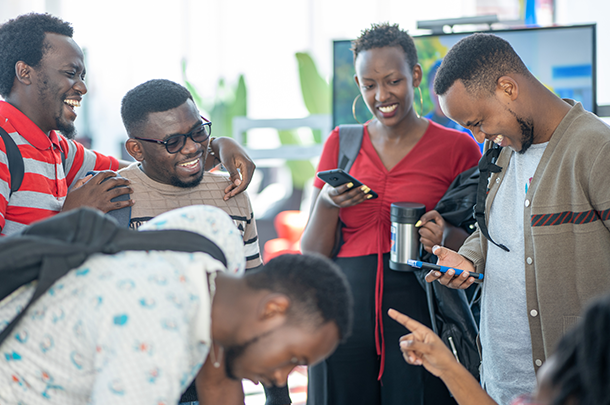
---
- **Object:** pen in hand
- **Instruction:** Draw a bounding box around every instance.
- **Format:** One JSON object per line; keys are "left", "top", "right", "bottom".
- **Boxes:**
{"left": 407, "top": 260, "right": 484, "bottom": 281}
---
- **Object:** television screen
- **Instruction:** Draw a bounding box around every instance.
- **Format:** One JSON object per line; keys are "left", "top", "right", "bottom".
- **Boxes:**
{"left": 333, "top": 24, "right": 597, "bottom": 128}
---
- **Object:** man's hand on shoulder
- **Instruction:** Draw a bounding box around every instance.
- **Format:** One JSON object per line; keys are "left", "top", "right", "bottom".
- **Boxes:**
{"left": 62, "top": 171, "right": 134, "bottom": 213}
{"left": 211, "top": 137, "right": 256, "bottom": 201}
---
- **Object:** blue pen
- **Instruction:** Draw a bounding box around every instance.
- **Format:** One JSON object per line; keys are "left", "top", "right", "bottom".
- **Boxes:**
{"left": 407, "top": 260, "right": 484, "bottom": 282}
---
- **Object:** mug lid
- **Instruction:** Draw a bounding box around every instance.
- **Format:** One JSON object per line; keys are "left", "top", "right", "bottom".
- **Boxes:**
{"left": 390, "top": 202, "right": 426, "bottom": 223}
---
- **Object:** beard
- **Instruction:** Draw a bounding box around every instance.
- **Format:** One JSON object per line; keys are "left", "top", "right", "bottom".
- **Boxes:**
{"left": 169, "top": 167, "right": 204, "bottom": 188}
{"left": 223, "top": 329, "right": 276, "bottom": 382}
{"left": 516, "top": 116, "right": 535, "bottom": 154}
{"left": 36, "top": 73, "right": 77, "bottom": 139}
{"left": 223, "top": 340, "right": 250, "bottom": 381}
{"left": 55, "top": 102, "right": 77, "bottom": 139}
{"left": 169, "top": 150, "right": 208, "bottom": 188}
{"left": 223, "top": 333, "right": 264, "bottom": 381}
{"left": 507, "top": 107, "right": 535, "bottom": 154}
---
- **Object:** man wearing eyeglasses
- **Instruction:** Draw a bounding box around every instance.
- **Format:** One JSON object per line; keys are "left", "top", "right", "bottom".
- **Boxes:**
{"left": 119, "top": 79, "right": 278, "bottom": 405}
{"left": 120, "top": 79, "right": 262, "bottom": 271}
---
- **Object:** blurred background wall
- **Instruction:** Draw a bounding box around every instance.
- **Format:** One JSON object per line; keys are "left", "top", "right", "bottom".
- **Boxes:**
{"left": 2, "top": 0, "right": 607, "bottom": 158}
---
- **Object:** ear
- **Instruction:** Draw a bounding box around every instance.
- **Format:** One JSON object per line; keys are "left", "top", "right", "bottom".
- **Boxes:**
{"left": 259, "top": 293, "right": 291, "bottom": 322}
{"left": 125, "top": 138, "right": 144, "bottom": 162}
{"left": 353, "top": 74, "right": 360, "bottom": 88}
{"left": 14, "top": 61, "right": 33, "bottom": 85}
{"left": 412, "top": 63, "right": 423, "bottom": 88}
{"left": 496, "top": 76, "right": 519, "bottom": 102}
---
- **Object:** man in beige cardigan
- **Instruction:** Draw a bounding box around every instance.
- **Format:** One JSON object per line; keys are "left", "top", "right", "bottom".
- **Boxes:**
{"left": 426, "top": 33, "right": 610, "bottom": 404}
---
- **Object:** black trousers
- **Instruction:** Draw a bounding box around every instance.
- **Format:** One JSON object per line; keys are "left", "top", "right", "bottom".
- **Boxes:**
{"left": 307, "top": 254, "right": 456, "bottom": 405}
{"left": 264, "top": 385, "right": 291, "bottom": 405}
{"left": 180, "top": 382, "right": 291, "bottom": 404}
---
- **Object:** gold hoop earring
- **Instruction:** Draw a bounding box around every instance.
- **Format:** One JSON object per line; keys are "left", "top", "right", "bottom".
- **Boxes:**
{"left": 416, "top": 87, "right": 424, "bottom": 119}
{"left": 352, "top": 93, "right": 363, "bottom": 124}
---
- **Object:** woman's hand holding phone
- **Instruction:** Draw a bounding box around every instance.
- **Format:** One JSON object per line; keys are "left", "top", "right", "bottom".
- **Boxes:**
{"left": 318, "top": 181, "right": 372, "bottom": 209}
{"left": 316, "top": 169, "right": 377, "bottom": 208}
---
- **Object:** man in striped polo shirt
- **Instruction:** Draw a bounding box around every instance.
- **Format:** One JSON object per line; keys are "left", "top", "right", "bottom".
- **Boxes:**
{"left": 0, "top": 13, "right": 255, "bottom": 236}
{"left": 0, "top": 13, "right": 130, "bottom": 236}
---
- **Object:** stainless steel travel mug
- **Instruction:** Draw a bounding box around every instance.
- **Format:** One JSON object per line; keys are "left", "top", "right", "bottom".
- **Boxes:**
{"left": 390, "top": 202, "right": 426, "bottom": 271}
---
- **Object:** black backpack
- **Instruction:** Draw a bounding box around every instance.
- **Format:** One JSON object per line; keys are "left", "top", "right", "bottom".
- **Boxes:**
{"left": 0, "top": 207, "right": 226, "bottom": 346}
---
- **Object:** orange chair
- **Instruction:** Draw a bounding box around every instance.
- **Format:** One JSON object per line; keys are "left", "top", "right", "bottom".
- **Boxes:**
{"left": 263, "top": 210, "right": 308, "bottom": 262}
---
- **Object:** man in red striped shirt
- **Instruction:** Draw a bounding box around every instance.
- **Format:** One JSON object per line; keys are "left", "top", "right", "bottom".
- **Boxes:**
{"left": 0, "top": 13, "right": 129, "bottom": 236}
{"left": 0, "top": 13, "right": 254, "bottom": 236}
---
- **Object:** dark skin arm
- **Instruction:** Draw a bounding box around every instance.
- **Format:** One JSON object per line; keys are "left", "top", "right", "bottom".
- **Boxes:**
{"left": 195, "top": 350, "right": 245, "bottom": 405}
{"left": 389, "top": 309, "right": 497, "bottom": 405}
{"left": 62, "top": 171, "right": 134, "bottom": 213}
{"left": 300, "top": 182, "right": 371, "bottom": 257}
{"left": 208, "top": 137, "right": 256, "bottom": 201}
{"left": 417, "top": 210, "right": 470, "bottom": 253}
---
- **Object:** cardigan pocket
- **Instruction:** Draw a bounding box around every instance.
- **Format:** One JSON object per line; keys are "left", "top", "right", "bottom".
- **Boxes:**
{"left": 563, "top": 315, "right": 581, "bottom": 334}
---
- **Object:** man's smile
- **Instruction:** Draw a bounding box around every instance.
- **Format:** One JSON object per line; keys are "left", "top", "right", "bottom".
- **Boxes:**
{"left": 178, "top": 157, "right": 201, "bottom": 169}
{"left": 64, "top": 99, "right": 81, "bottom": 107}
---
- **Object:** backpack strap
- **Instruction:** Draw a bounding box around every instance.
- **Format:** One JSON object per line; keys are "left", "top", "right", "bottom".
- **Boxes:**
{"left": 474, "top": 143, "right": 509, "bottom": 252}
{"left": 0, "top": 208, "right": 226, "bottom": 344}
{"left": 0, "top": 127, "right": 68, "bottom": 197}
{"left": 338, "top": 124, "right": 364, "bottom": 172}
{"left": 0, "top": 127, "right": 24, "bottom": 197}
{"left": 329, "top": 125, "right": 364, "bottom": 258}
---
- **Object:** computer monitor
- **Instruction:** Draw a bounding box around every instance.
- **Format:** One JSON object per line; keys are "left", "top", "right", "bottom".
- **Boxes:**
{"left": 333, "top": 24, "right": 597, "bottom": 128}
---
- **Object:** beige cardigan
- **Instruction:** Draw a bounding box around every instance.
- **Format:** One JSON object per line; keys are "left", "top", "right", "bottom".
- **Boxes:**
{"left": 459, "top": 100, "right": 610, "bottom": 371}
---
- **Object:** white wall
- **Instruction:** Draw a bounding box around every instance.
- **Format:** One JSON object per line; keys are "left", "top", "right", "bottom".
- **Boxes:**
{"left": 0, "top": 0, "right": 481, "bottom": 155}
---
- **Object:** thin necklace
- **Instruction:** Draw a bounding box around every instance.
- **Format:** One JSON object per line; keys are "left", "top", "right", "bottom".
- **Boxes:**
{"left": 207, "top": 272, "right": 223, "bottom": 368}
{"left": 210, "top": 342, "right": 224, "bottom": 368}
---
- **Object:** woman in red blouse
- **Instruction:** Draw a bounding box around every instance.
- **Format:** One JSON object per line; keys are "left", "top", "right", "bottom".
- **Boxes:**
{"left": 301, "top": 23, "right": 481, "bottom": 405}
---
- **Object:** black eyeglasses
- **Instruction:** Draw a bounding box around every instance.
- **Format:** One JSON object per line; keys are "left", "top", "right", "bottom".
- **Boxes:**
{"left": 135, "top": 116, "right": 212, "bottom": 154}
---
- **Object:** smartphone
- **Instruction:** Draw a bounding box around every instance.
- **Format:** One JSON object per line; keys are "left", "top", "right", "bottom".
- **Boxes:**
{"left": 317, "top": 169, "right": 378, "bottom": 199}
{"left": 407, "top": 260, "right": 484, "bottom": 282}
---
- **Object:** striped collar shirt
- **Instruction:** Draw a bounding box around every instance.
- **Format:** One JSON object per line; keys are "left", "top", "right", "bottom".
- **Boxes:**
{"left": 0, "top": 101, "right": 118, "bottom": 235}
